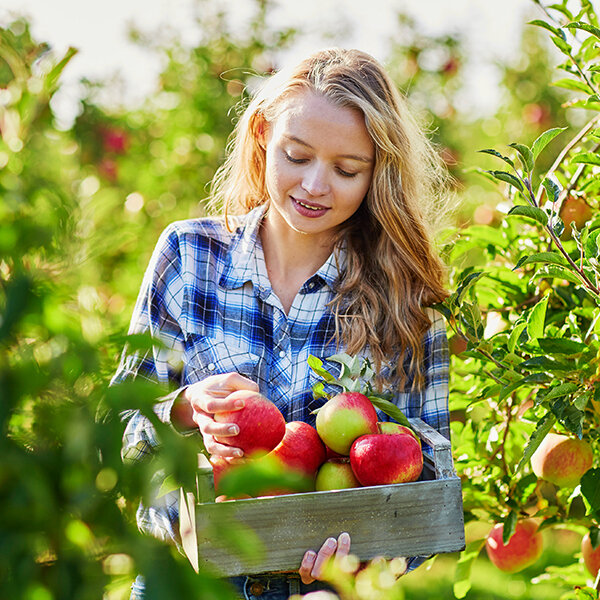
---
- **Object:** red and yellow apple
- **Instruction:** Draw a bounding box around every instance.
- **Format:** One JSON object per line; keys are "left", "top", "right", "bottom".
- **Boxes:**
{"left": 530, "top": 433, "right": 593, "bottom": 488}
{"left": 377, "top": 421, "right": 421, "bottom": 447}
{"left": 269, "top": 421, "right": 326, "bottom": 478}
{"left": 560, "top": 195, "right": 593, "bottom": 238}
{"left": 214, "top": 390, "right": 286, "bottom": 455}
{"left": 582, "top": 532, "right": 600, "bottom": 577}
{"left": 485, "top": 519, "right": 543, "bottom": 573}
{"left": 315, "top": 459, "right": 361, "bottom": 491}
{"left": 349, "top": 432, "right": 422, "bottom": 486}
{"left": 316, "top": 392, "right": 378, "bottom": 455}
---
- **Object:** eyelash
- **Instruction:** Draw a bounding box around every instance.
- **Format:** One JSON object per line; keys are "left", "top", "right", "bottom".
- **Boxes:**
{"left": 283, "top": 152, "right": 357, "bottom": 178}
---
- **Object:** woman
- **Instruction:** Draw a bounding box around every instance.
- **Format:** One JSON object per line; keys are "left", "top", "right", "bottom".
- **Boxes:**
{"left": 115, "top": 47, "right": 453, "bottom": 599}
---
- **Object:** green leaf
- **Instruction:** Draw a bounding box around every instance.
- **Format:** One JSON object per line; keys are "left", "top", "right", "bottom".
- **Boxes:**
{"left": 550, "top": 34, "right": 572, "bottom": 55}
{"left": 541, "top": 382, "right": 579, "bottom": 401}
{"left": 533, "top": 264, "right": 584, "bottom": 286}
{"left": 487, "top": 170, "right": 524, "bottom": 192}
{"left": 453, "top": 539, "right": 485, "bottom": 599}
{"left": 580, "top": 468, "right": 600, "bottom": 519}
{"left": 479, "top": 148, "right": 515, "bottom": 168}
{"left": 514, "top": 252, "right": 567, "bottom": 270}
{"left": 368, "top": 396, "right": 411, "bottom": 428}
{"left": 527, "top": 295, "right": 549, "bottom": 341}
{"left": 528, "top": 19, "right": 565, "bottom": 38}
{"left": 565, "top": 21, "right": 600, "bottom": 41}
{"left": 531, "top": 127, "right": 568, "bottom": 161}
{"left": 571, "top": 151, "right": 600, "bottom": 166}
{"left": 509, "top": 143, "right": 534, "bottom": 172}
{"left": 551, "top": 397, "right": 584, "bottom": 437}
{"left": 537, "top": 338, "right": 588, "bottom": 354}
{"left": 542, "top": 177, "right": 561, "bottom": 204}
{"left": 502, "top": 511, "right": 518, "bottom": 544}
{"left": 508, "top": 322, "right": 527, "bottom": 353}
{"left": 516, "top": 412, "right": 556, "bottom": 473}
{"left": 507, "top": 205, "right": 548, "bottom": 227}
{"left": 307, "top": 355, "right": 337, "bottom": 383}
{"left": 551, "top": 77, "right": 593, "bottom": 93}
{"left": 455, "top": 270, "right": 486, "bottom": 304}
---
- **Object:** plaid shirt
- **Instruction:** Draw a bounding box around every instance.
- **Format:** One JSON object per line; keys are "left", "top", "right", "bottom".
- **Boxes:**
{"left": 113, "top": 205, "right": 450, "bottom": 555}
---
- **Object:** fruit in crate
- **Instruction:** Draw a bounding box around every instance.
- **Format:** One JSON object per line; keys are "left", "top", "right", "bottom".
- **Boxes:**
{"left": 582, "top": 531, "right": 600, "bottom": 577}
{"left": 349, "top": 431, "right": 423, "bottom": 486}
{"left": 315, "top": 392, "right": 378, "bottom": 455}
{"left": 315, "top": 459, "right": 361, "bottom": 491}
{"left": 485, "top": 519, "right": 543, "bottom": 573}
{"left": 269, "top": 421, "right": 326, "bottom": 478}
{"left": 530, "top": 432, "right": 593, "bottom": 488}
{"left": 213, "top": 390, "right": 286, "bottom": 455}
{"left": 377, "top": 421, "right": 421, "bottom": 446}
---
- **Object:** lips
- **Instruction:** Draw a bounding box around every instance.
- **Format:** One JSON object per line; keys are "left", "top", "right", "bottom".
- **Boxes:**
{"left": 291, "top": 197, "right": 329, "bottom": 211}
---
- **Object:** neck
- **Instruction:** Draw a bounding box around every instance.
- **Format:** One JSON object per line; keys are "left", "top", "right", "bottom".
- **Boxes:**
{"left": 259, "top": 212, "right": 334, "bottom": 304}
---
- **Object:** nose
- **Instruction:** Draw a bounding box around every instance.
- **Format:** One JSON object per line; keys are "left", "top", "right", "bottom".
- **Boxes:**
{"left": 301, "top": 162, "right": 329, "bottom": 197}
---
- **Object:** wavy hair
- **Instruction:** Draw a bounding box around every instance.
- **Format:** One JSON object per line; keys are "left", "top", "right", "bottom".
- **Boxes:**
{"left": 210, "top": 48, "right": 453, "bottom": 390}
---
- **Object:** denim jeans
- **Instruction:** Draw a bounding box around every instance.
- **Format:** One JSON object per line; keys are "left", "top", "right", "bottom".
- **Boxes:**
{"left": 130, "top": 573, "right": 336, "bottom": 599}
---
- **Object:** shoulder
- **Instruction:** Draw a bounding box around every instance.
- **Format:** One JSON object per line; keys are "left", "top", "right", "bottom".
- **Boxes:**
{"left": 424, "top": 307, "right": 447, "bottom": 335}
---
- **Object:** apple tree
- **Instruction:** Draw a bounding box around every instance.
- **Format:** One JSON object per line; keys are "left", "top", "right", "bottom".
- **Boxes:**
{"left": 441, "top": 1, "right": 600, "bottom": 596}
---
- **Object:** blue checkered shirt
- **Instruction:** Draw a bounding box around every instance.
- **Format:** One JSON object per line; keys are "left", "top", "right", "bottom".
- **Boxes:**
{"left": 113, "top": 205, "right": 450, "bottom": 559}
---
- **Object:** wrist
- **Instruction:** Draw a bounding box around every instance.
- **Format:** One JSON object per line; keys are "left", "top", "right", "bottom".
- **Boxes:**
{"left": 171, "top": 387, "right": 196, "bottom": 432}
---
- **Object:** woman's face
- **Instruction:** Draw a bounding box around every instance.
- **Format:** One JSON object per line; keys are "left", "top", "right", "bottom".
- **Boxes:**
{"left": 261, "top": 90, "right": 375, "bottom": 247}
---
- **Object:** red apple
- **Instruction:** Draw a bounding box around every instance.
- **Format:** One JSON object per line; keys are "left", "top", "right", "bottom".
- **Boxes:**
{"left": 315, "top": 459, "right": 361, "bottom": 491}
{"left": 349, "top": 433, "right": 423, "bottom": 486}
{"left": 560, "top": 195, "right": 593, "bottom": 238}
{"left": 377, "top": 421, "right": 421, "bottom": 447}
{"left": 269, "top": 421, "right": 326, "bottom": 478}
{"left": 316, "top": 392, "right": 378, "bottom": 455}
{"left": 485, "top": 519, "right": 543, "bottom": 573}
{"left": 530, "top": 433, "right": 593, "bottom": 488}
{"left": 582, "top": 532, "right": 600, "bottom": 577}
{"left": 214, "top": 390, "right": 286, "bottom": 455}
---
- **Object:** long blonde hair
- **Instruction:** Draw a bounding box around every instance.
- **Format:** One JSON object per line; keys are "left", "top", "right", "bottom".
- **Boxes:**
{"left": 211, "top": 48, "right": 452, "bottom": 390}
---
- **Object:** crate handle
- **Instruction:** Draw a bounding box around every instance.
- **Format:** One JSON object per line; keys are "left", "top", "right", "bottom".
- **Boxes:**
{"left": 408, "top": 418, "right": 456, "bottom": 480}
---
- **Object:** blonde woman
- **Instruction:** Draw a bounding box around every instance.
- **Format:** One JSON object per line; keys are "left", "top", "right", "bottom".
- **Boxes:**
{"left": 115, "top": 47, "right": 453, "bottom": 599}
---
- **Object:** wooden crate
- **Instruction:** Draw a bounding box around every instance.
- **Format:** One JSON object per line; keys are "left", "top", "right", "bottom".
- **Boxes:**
{"left": 179, "top": 417, "right": 465, "bottom": 577}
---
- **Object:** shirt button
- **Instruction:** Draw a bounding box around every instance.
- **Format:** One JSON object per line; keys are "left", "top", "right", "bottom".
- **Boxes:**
{"left": 279, "top": 350, "right": 286, "bottom": 358}
{"left": 207, "top": 363, "right": 216, "bottom": 371}
{"left": 308, "top": 282, "right": 315, "bottom": 289}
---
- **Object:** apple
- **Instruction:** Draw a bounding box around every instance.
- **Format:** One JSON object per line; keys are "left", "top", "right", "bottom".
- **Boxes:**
{"left": 377, "top": 421, "right": 421, "bottom": 447}
{"left": 269, "top": 421, "right": 326, "bottom": 478}
{"left": 214, "top": 390, "right": 286, "bottom": 455}
{"left": 350, "top": 433, "right": 422, "bottom": 486}
{"left": 560, "top": 195, "right": 593, "bottom": 238}
{"left": 530, "top": 433, "right": 593, "bottom": 488}
{"left": 582, "top": 532, "right": 600, "bottom": 577}
{"left": 315, "top": 459, "right": 361, "bottom": 491}
{"left": 485, "top": 519, "right": 543, "bottom": 573}
{"left": 316, "top": 392, "right": 378, "bottom": 455}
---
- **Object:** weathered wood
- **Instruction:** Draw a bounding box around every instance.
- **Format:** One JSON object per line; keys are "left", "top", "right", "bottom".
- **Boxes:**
{"left": 195, "top": 477, "right": 465, "bottom": 576}
{"left": 182, "top": 417, "right": 466, "bottom": 577}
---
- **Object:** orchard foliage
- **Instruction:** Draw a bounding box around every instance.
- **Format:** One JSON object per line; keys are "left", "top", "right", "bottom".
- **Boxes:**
{"left": 443, "top": 0, "right": 600, "bottom": 596}
{"left": 2, "top": 0, "right": 600, "bottom": 599}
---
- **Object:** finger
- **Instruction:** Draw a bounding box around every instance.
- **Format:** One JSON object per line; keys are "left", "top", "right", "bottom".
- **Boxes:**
{"left": 311, "top": 537, "right": 338, "bottom": 580}
{"left": 299, "top": 550, "right": 317, "bottom": 585}
{"left": 335, "top": 532, "right": 351, "bottom": 560}
{"left": 200, "top": 420, "right": 240, "bottom": 439}
{"left": 201, "top": 434, "right": 244, "bottom": 458}
{"left": 192, "top": 395, "right": 246, "bottom": 414}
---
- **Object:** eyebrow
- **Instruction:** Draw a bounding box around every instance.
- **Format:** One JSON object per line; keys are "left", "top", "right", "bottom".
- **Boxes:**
{"left": 284, "top": 134, "right": 373, "bottom": 164}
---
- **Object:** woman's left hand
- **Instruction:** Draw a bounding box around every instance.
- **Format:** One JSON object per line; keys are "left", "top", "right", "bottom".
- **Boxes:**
{"left": 299, "top": 532, "right": 351, "bottom": 585}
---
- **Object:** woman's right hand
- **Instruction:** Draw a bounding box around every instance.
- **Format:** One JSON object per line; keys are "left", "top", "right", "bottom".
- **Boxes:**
{"left": 179, "top": 373, "right": 259, "bottom": 459}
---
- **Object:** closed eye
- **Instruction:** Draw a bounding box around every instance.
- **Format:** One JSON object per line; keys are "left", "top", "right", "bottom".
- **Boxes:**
{"left": 284, "top": 151, "right": 307, "bottom": 164}
{"left": 336, "top": 167, "right": 358, "bottom": 178}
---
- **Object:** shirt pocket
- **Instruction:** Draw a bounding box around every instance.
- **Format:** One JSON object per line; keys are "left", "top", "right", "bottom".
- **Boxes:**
{"left": 183, "top": 334, "right": 261, "bottom": 384}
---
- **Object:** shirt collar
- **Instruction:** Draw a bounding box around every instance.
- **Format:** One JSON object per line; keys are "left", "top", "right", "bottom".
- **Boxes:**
{"left": 219, "top": 204, "right": 345, "bottom": 295}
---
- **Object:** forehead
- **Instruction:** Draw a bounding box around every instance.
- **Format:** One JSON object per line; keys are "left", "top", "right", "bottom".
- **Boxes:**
{"left": 270, "top": 90, "right": 374, "bottom": 155}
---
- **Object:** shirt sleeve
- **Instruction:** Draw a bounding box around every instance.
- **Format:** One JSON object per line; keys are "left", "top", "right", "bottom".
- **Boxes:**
{"left": 111, "top": 224, "right": 187, "bottom": 544}
{"left": 419, "top": 308, "right": 450, "bottom": 440}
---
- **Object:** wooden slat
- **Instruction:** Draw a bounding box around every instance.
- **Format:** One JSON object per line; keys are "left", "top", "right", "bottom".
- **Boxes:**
{"left": 195, "top": 477, "right": 465, "bottom": 576}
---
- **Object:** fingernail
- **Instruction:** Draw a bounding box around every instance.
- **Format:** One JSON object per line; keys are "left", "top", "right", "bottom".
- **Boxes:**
{"left": 339, "top": 532, "right": 350, "bottom": 544}
{"left": 233, "top": 449, "right": 244, "bottom": 458}
{"left": 234, "top": 400, "right": 245, "bottom": 409}
{"left": 303, "top": 551, "right": 316, "bottom": 565}
{"left": 228, "top": 425, "right": 239, "bottom": 435}
{"left": 325, "top": 537, "right": 336, "bottom": 548}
